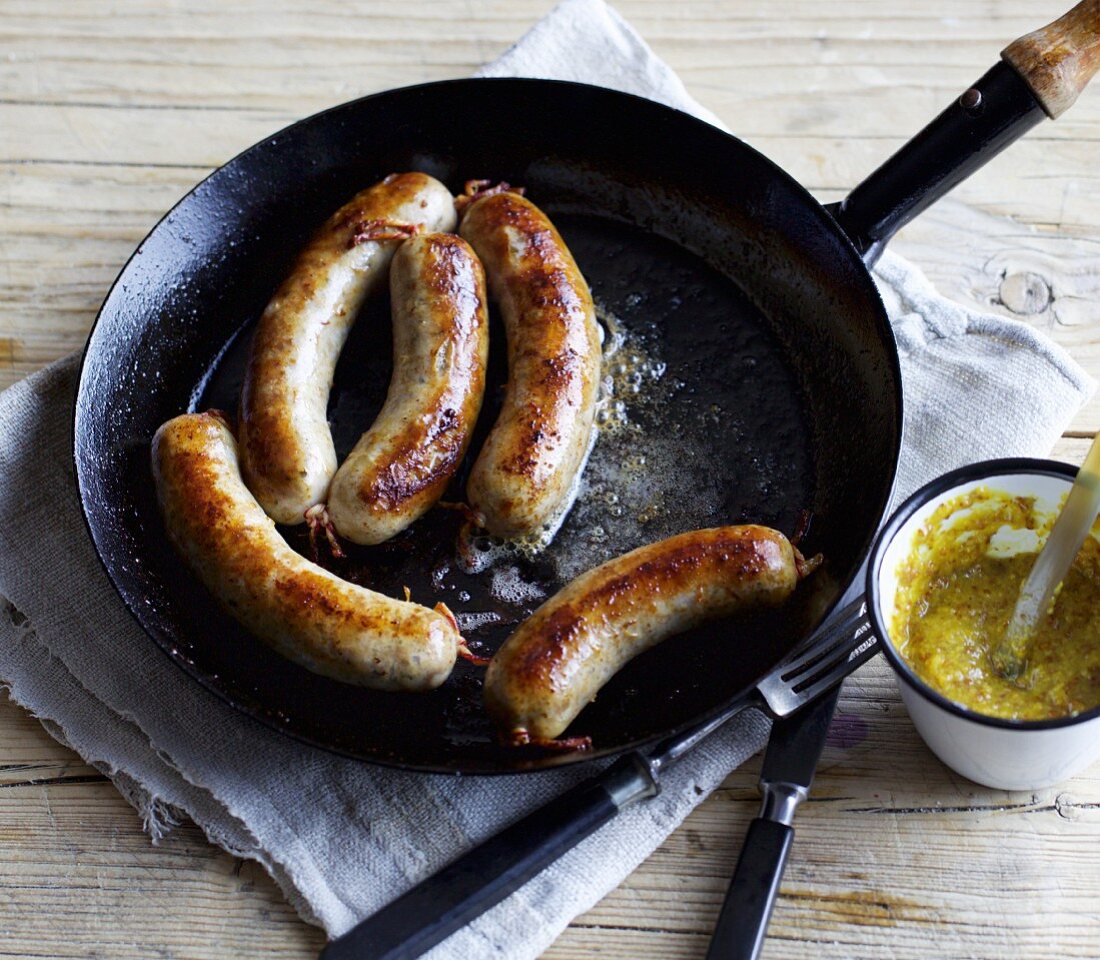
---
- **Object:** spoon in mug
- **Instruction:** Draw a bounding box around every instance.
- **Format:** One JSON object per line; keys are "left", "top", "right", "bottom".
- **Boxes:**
{"left": 991, "top": 432, "right": 1100, "bottom": 680}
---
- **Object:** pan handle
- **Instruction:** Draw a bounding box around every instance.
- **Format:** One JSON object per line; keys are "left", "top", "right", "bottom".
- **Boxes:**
{"left": 831, "top": 1, "right": 1099, "bottom": 264}
{"left": 1004, "top": 0, "right": 1100, "bottom": 119}
{"left": 318, "top": 753, "right": 658, "bottom": 960}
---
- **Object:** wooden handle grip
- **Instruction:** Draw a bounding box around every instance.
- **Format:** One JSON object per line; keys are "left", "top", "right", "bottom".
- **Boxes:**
{"left": 1002, "top": 0, "right": 1100, "bottom": 118}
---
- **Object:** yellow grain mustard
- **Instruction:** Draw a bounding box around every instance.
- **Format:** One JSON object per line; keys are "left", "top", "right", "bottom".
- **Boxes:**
{"left": 891, "top": 487, "right": 1100, "bottom": 721}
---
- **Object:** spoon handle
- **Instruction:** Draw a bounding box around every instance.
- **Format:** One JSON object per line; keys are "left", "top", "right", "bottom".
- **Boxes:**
{"left": 994, "top": 435, "right": 1100, "bottom": 676}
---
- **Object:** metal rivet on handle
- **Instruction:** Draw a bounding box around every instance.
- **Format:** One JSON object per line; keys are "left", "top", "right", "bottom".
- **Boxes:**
{"left": 960, "top": 88, "right": 983, "bottom": 115}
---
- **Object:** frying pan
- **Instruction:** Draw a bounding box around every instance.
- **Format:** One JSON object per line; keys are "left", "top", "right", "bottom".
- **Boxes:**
{"left": 72, "top": 5, "right": 1097, "bottom": 774}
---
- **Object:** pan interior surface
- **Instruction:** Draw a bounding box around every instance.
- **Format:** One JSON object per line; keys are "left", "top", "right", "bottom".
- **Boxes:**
{"left": 74, "top": 79, "right": 900, "bottom": 773}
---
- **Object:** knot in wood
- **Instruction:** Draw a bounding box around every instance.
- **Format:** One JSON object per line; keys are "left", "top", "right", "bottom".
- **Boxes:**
{"left": 1055, "top": 793, "right": 1081, "bottom": 821}
{"left": 998, "top": 271, "right": 1052, "bottom": 315}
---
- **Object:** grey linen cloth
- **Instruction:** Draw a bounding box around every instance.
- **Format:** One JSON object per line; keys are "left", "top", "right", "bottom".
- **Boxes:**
{"left": 0, "top": 0, "right": 1094, "bottom": 956}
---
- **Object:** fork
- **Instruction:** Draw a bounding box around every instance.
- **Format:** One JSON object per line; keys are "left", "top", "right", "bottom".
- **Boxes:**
{"left": 320, "top": 595, "right": 876, "bottom": 960}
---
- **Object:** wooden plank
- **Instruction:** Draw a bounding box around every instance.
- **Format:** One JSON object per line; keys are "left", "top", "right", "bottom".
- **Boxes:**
{"left": 6, "top": 664, "right": 1085, "bottom": 960}
{"left": 2, "top": 2, "right": 1100, "bottom": 958}
{"left": 3, "top": 166, "right": 1100, "bottom": 425}
{"left": 887, "top": 202, "right": 1100, "bottom": 434}
{"left": 0, "top": 161, "right": 203, "bottom": 388}
{"left": 0, "top": 692, "right": 325, "bottom": 957}
{"left": 554, "top": 657, "right": 1100, "bottom": 958}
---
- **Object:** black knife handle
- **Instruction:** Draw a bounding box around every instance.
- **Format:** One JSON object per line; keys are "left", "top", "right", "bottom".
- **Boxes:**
{"left": 320, "top": 768, "right": 627, "bottom": 960}
{"left": 704, "top": 818, "right": 793, "bottom": 960}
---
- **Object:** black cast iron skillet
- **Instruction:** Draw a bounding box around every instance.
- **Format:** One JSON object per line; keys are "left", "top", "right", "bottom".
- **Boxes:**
{"left": 73, "top": 6, "right": 1095, "bottom": 775}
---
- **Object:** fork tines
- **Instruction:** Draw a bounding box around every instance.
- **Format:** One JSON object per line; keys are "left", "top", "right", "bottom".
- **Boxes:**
{"left": 757, "top": 596, "right": 877, "bottom": 717}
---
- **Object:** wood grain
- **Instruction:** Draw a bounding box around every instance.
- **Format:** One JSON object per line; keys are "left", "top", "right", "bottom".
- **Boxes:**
{"left": 2, "top": 2, "right": 1100, "bottom": 958}
{"left": 1002, "top": 0, "right": 1100, "bottom": 118}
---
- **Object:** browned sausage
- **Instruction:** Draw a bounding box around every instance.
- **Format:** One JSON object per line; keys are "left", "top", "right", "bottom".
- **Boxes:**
{"left": 326, "top": 233, "right": 489, "bottom": 545}
{"left": 152, "top": 411, "right": 461, "bottom": 690}
{"left": 484, "top": 525, "right": 815, "bottom": 742}
{"left": 459, "top": 190, "right": 601, "bottom": 544}
{"left": 238, "top": 172, "right": 456, "bottom": 525}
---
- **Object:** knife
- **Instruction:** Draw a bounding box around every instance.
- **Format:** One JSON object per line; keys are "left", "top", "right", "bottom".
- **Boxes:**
{"left": 703, "top": 685, "right": 841, "bottom": 960}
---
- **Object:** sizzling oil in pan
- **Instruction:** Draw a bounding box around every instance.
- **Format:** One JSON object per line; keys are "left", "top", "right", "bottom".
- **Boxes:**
{"left": 171, "top": 212, "right": 820, "bottom": 770}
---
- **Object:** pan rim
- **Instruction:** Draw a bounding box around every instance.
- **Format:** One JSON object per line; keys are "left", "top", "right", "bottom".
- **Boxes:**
{"left": 72, "top": 76, "right": 903, "bottom": 774}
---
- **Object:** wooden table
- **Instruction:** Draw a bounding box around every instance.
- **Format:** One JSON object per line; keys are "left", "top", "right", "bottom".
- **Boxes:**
{"left": 3, "top": 2, "right": 1099, "bottom": 956}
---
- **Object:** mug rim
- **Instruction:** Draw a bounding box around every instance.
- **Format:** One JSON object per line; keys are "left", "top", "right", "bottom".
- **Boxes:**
{"left": 866, "top": 456, "right": 1100, "bottom": 733}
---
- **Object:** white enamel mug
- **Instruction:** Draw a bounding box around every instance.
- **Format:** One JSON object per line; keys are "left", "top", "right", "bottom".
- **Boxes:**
{"left": 866, "top": 458, "right": 1100, "bottom": 791}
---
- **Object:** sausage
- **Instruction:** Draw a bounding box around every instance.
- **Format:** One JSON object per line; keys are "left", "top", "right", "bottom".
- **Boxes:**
{"left": 326, "top": 233, "right": 489, "bottom": 545}
{"left": 238, "top": 172, "right": 456, "bottom": 525}
{"left": 152, "top": 412, "right": 460, "bottom": 691}
{"left": 458, "top": 190, "right": 602, "bottom": 543}
{"left": 483, "top": 525, "right": 816, "bottom": 743}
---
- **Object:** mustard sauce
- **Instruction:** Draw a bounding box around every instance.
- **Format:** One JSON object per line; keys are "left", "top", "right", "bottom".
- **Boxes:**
{"left": 891, "top": 487, "right": 1100, "bottom": 721}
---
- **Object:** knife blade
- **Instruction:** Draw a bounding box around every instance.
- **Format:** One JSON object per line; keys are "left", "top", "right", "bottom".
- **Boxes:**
{"left": 704, "top": 685, "right": 841, "bottom": 960}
